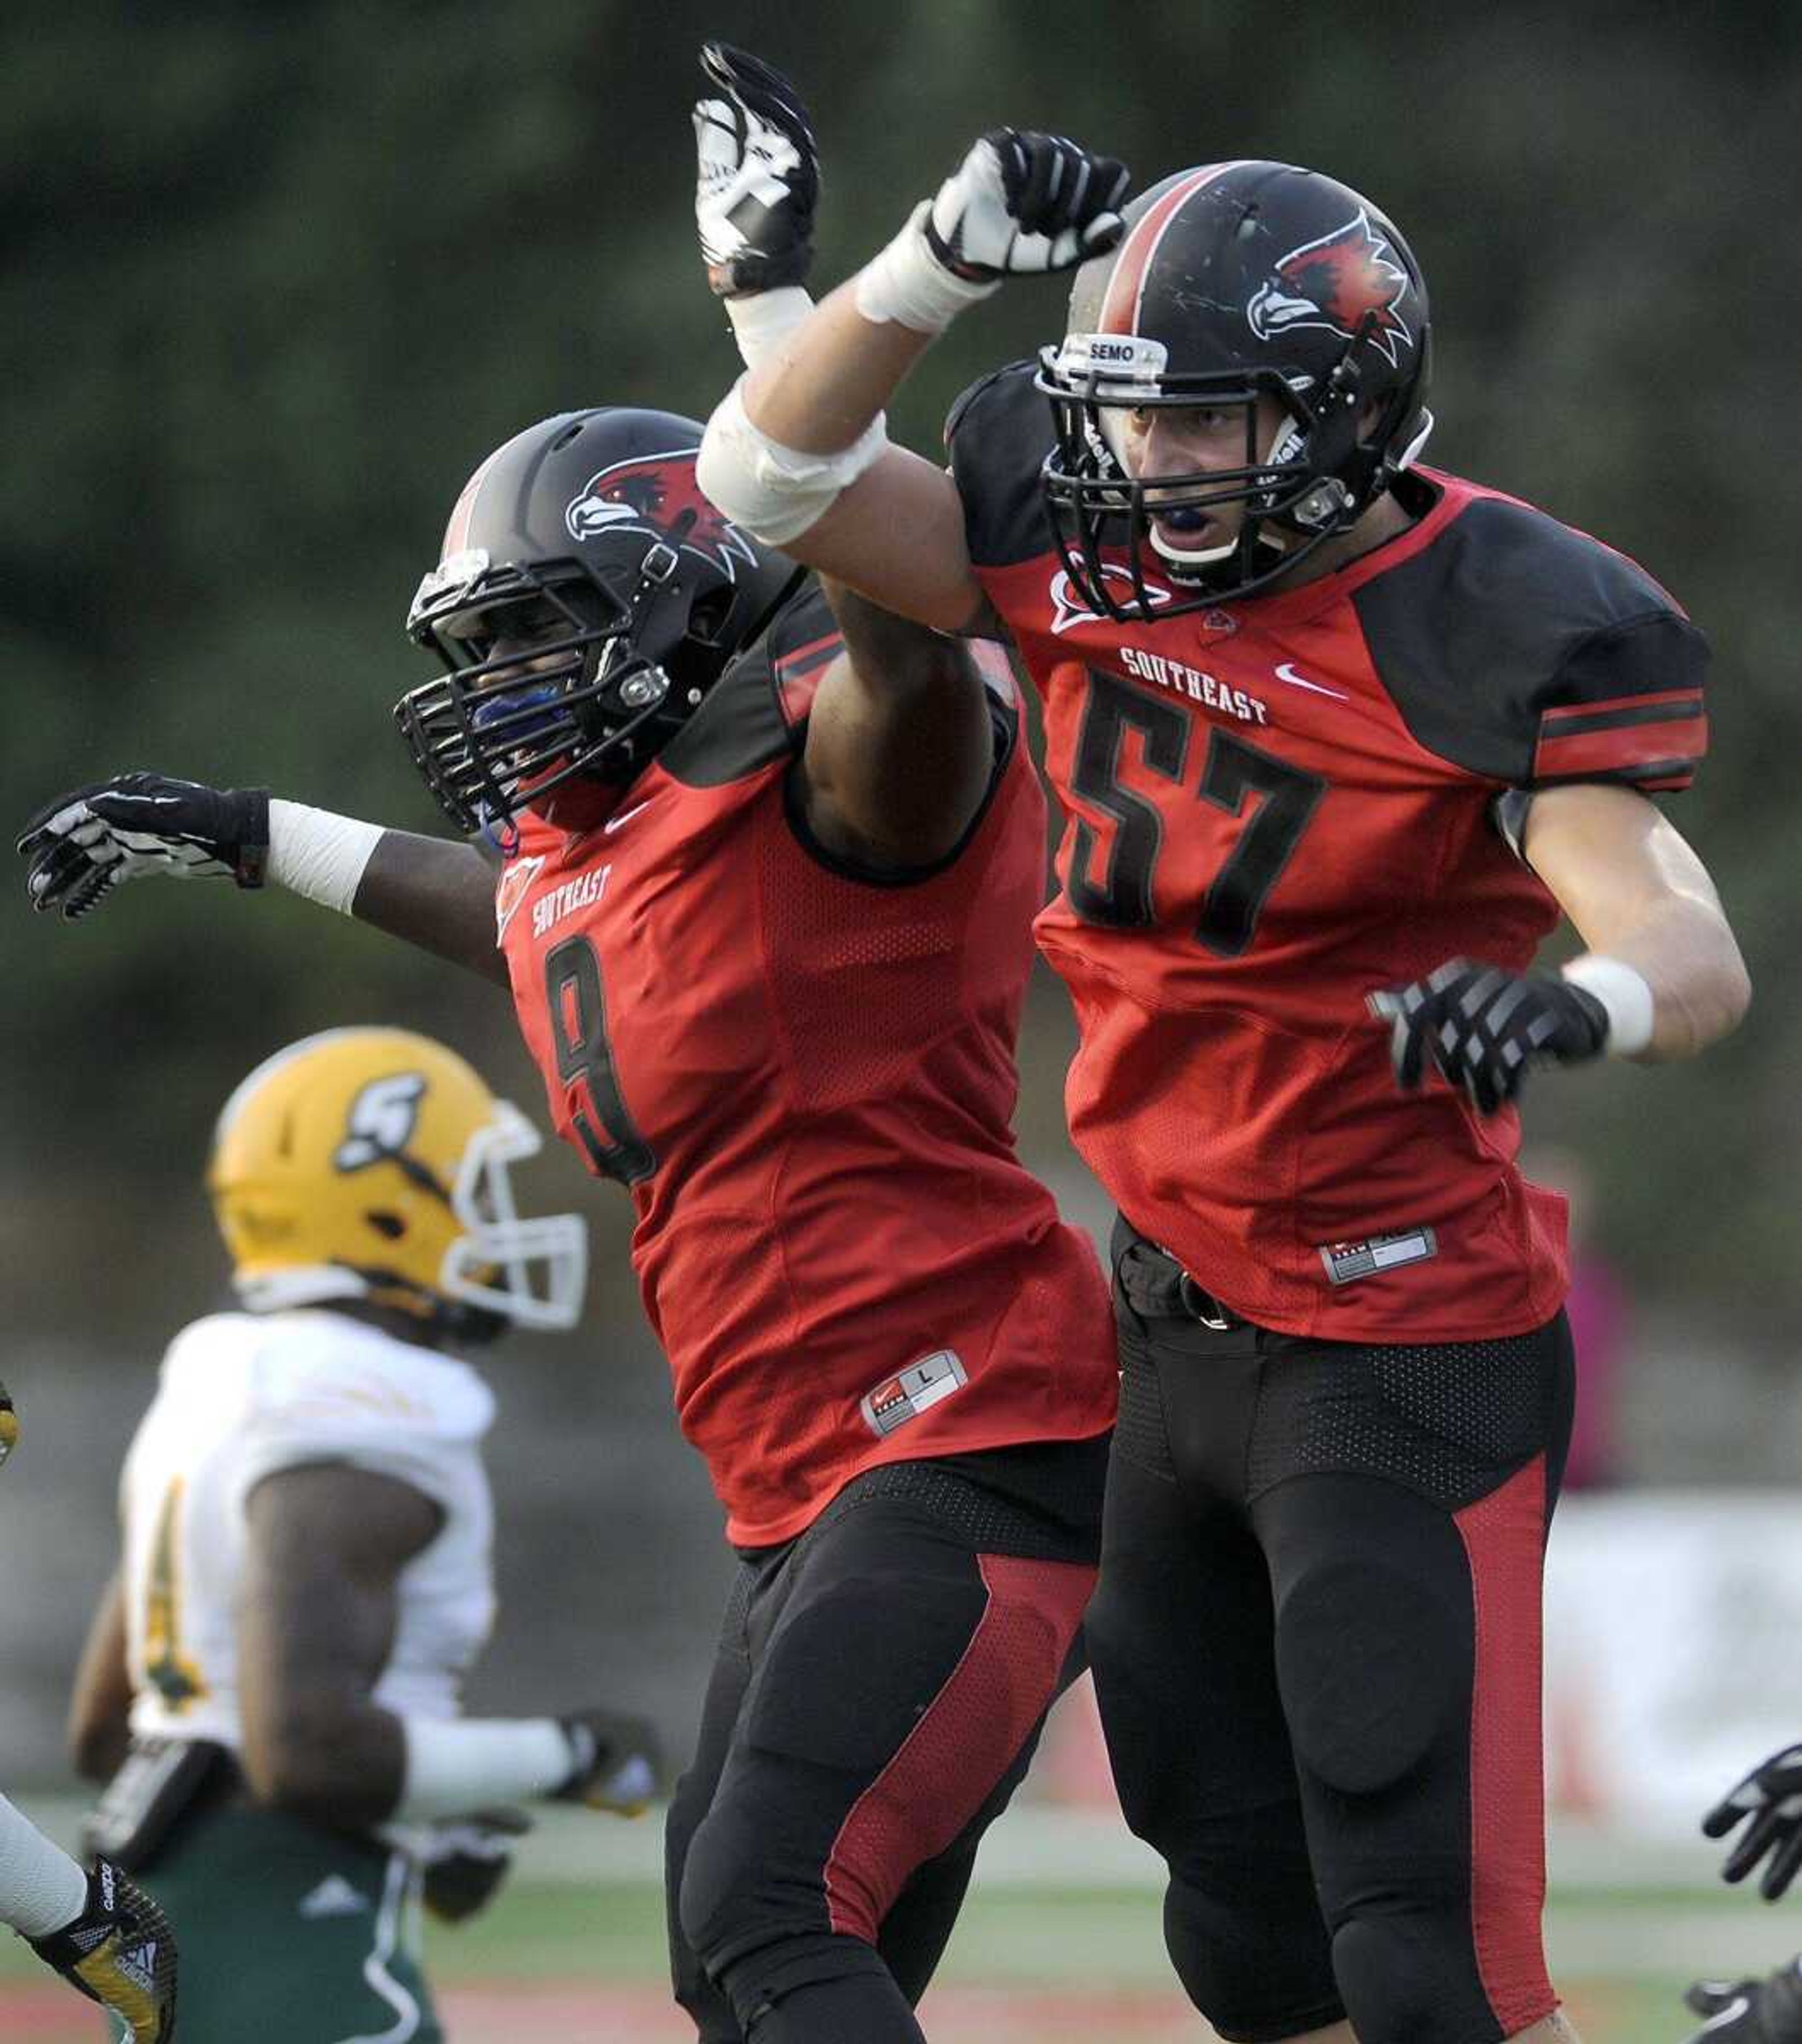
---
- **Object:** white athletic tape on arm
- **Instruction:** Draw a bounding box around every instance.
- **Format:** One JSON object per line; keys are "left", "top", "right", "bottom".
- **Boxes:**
{"left": 724, "top": 286, "right": 815, "bottom": 369}
{"left": 696, "top": 378, "right": 888, "bottom": 547}
{"left": 396, "top": 1715, "right": 573, "bottom": 1821}
{"left": 0, "top": 1793, "right": 89, "bottom": 1939}
{"left": 1562, "top": 954, "right": 1656, "bottom": 1056}
{"left": 854, "top": 200, "right": 1000, "bottom": 334}
{"left": 267, "top": 800, "right": 385, "bottom": 915}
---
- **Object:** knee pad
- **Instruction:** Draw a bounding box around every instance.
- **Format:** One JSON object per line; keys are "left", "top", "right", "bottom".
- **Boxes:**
{"left": 1157, "top": 1806, "right": 1342, "bottom": 2040}
{"left": 1276, "top": 1558, "right": 1463, "bottom": 1796}
{"left": 1333, "top": 1908, "right": 1531, "bottom": 2044}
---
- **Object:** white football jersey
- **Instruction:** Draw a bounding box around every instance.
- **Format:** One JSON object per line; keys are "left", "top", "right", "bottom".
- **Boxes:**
{"left": 121, "top": 1309, "right": 496, "bottom": 1749}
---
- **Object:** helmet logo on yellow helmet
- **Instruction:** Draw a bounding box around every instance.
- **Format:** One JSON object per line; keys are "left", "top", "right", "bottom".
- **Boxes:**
{"left": 333, "top": 1073, "right": 428, "bottom": 1176}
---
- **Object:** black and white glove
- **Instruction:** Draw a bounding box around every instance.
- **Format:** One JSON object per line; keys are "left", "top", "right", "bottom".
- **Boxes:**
{"left": 924, "top": 130, "right": 1131, "bottom": 281}
{"left": 1684, "top": 1964, "right": 1802, "bottom": 2043}
{"left": 552, "top": 1708, "right": 664, "bottom": 1817}
{"left": 27, "top": 1858, "right": 178, "bottom": 2044}
{"left": 858, "top": 129, "right": 1129, "bottom": 335}
{"left": 19, "top": 772, "right": 269, "bottom": 921}
{"left": 1706, "top": 1746, "right": 1802, "bottom": 1899}
{"left": 1368, "top": 958, "right": 1609, "bottom": 1116}
{"left": 419, "top": 1809, "right": 530, "bottom": 1925}
{"left": 694, "top": 42, "right": 818, "bottom": 299}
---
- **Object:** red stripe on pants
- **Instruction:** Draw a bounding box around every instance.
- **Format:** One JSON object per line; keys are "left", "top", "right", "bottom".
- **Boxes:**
{"left": 822, "top": 1554, "right": 1095, "bottom": 1942}
{"left": 1454, "top": 1454, "right": 1556, "bottom": 2036}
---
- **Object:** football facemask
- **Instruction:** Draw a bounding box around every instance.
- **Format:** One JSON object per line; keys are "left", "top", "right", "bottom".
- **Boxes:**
{"left": 1036, "top": 161, "right": 1432, "bottom": 619}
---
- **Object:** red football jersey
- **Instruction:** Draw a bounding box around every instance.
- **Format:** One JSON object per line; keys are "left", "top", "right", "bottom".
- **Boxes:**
{"left": 497, "top": 586, "right": 1115, "bottom": 1544}
{"left": 948, "top": 365, "right": 1709, "bottom": 1341}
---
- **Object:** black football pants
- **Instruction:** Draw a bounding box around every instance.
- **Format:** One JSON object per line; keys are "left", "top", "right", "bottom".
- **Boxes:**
{"left": 666, "top": 1453, "right": 1100, "bottom": 2044}
{"left": 1086, "top": 1220, "right": 1573, "bottom": 2044}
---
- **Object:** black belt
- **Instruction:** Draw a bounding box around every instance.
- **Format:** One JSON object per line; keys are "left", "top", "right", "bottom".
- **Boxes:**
{"left": 1117, "top": 1235, "right": 1245, "bottom": 1330}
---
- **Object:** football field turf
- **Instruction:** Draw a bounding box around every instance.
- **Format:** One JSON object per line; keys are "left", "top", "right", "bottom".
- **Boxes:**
{"left": 0, "top": 1861, "right": 1781, "bottom": 2042}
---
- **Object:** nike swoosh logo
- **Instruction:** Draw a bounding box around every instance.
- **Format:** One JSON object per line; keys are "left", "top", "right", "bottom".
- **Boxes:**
{"left": 603, "top": 801, "right": 654, "bottom": 835}
{"left": 1274, "top": 661, "right": 1350, "bottom": 702}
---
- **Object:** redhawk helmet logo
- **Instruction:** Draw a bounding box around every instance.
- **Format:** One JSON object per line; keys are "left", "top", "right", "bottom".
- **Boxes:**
{"left": 1245, "top": 211, "right": 1414, "bottom": 366}
{"left": 565, "top": 451, "right": 759, "bottom": 581}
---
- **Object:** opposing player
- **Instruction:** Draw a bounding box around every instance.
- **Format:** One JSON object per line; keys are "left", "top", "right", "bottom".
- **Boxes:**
{"left": 61, "top": 1027, "right": 658, "bottom": 2044}
{"left": 3, "top": 1386, "right": 179, "bottom": 2043}
{"left": 20, "top": 283, "right": 1117, "bottom": 2044}
{"left": 692, "top": 67, "right": 1751, "bottom": 2044}
{"left": 1671, "top": 1748, "right": 1802, "bottom": 2040}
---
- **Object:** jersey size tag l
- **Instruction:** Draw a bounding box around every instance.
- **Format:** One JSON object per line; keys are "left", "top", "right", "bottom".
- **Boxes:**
{"left": 1317, "top": 1227, "right": 1438, "bottom": 1287}
{"left": 860, "top": 1350, "right": 968, "bottom": 1438}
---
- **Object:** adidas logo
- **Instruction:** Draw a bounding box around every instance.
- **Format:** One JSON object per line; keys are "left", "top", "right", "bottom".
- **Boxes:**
{"left": 116, "top": 1940, "right": 158, "bottom": 1992}
{"left": 298, "top": 1875, "right": 369, "bottom": 1920}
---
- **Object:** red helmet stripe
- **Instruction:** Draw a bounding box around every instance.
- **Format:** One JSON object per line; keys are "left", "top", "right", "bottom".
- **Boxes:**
{"left": 1100, "top": 161, "right": 1254, "bottom": 336}
{"left": 442, "top": 442, "right": 509, "bottom": 558}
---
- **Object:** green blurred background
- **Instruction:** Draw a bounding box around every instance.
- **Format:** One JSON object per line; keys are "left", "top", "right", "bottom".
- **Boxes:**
{"left": 3, "top": 2, "right": 1801, "bottom": 2034}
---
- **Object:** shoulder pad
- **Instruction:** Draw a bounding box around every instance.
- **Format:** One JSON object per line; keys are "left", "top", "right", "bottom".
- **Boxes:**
{"left": 658, "top": 585, "right": 840, "bottom": 788}
{"left": 249, "top": 1316, "right": 494, "bottom": 1444}
{"left": 944, "top": 360, "right": 1055, "bottom": 570}
{"left": 1354, "top": 491, "right": 1709, "bottom": 789}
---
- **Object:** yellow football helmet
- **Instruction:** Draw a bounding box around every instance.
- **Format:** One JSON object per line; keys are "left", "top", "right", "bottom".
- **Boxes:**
{"left": 0, "top": 1378, "right": 16, "bottom": 1468}
{"left": 208, "top": 1027, "right": 586, "bottom": 1332}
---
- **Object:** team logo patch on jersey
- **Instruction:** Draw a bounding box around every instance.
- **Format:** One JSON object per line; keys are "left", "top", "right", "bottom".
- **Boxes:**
{"left": 859, "top": 1350, "right": 968, "bottom": 1437}
{"left": 1246, "top": 211, "right": 1415, "bottom": 366}
{"left": 1049, "top": 565, "right": 1174, "bottom": 635}
{"left": 495, "top": 854, "right": 545, "bottom": 941}
{"left": 565, "top": 450, "right": 759, "bottom": 581}
{"left": 1318, "top": 1226, "right": 1437, "bottom": 1286}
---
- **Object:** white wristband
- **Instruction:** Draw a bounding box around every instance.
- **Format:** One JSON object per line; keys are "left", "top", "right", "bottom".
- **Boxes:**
{"left": 854, "top": 200, "right": 1000, "bottom": 334}
{"left": 267, "top": 800, "right": 385, "bottom": 915}
{"left": 396, "top": 1715, "right": 573, "bottom": 1821}
{"left": 0, "top": 1792, "right": 89, "bottom": 1939}
{"left": 696, "top": 377, "right": 888, "bottom": 546}
{"left": 1562, "top": 954, "right": 1656, "bottom": 1056}
{"left": 723, "top": 286, "right": 815, "bottom": 369}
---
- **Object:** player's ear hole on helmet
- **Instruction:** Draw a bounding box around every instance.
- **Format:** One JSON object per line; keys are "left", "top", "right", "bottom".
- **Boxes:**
{"left": 365, "top": 1210, "right": 407, "bottom": 1240}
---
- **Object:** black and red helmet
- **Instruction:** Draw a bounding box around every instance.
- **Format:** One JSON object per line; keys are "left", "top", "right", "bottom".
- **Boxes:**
{"left": 397, "top": 407, "right": 801, "bottom": 836}
{"left": 1036, "top": 161, "right": 1433, "bottom": 617}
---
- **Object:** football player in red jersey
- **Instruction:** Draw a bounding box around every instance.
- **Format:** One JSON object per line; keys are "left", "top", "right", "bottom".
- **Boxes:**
{"left": 691, "top": 58, "right": 1750, "bottom": 2044}
{"left": 18, "top": 82, "right": 1117, "bottom": 2044}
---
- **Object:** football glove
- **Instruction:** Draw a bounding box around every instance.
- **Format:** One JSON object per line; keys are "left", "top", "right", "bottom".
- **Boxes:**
{"left": 26, "top": 1858, "right": 178, "bottom": 2044}
{"left": 0, "top": 1377, "right": 16, "bottom": 1469}
{"left": 553, "top": 1708, "right": 664, "bottom": 1817}
{"left": 419, "top": 1809, "right": 530, "bottom": 1925}
{"left": 19, "top": 773, "right": 268, "bottom": 921}
{"left": 924, "top": 129, "right": 1130, "bottom": 282}
{"left": 1684, "top": 1963, "right": 1802, "bottom": 2043}
{"left": 1368, "top": 957, "right": 1609, "bottom": 1116}
{"left": 1706, "top": 1746, "right": 1802, "bottom": 1899}
{"left": 694, "top": 42, "right": 818, "bottom": 299}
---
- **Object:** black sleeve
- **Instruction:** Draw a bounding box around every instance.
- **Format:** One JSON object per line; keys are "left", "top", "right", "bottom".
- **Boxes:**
{"left": 944, "top": 361, "right": 1057, "bottom": 569}
{"left": 1354, "top": 496, "right": 1710, "bottom": 797}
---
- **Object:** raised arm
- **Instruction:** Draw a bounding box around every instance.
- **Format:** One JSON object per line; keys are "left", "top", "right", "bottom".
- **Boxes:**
{"left": 694, "top": 44, "right": 1127, "bottom": 633}
{"left": 690, "top": 44, "right": 999, "bottom": 863}
{"left": 18, "top": 773, "right": 508, "bottom": 985}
